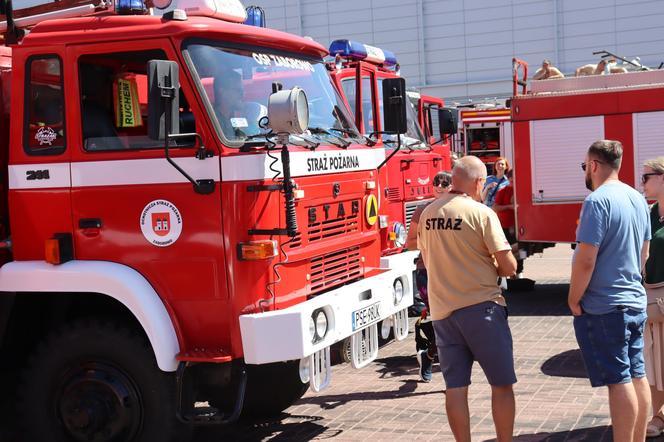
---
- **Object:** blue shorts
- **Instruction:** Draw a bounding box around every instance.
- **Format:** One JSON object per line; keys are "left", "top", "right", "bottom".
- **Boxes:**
{"left": 433, "top": 301, "right": 517, "bottom": 389}
{"left": 573, "top": 307, "right": 647, "bottom": 388}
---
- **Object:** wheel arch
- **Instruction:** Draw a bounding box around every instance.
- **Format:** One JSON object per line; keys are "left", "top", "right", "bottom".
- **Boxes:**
{"left": 0, "top": 260, "right": 180, "bottom": 372}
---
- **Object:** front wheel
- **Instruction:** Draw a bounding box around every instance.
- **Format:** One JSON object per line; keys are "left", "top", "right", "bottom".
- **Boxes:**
{"left": 18, "top": 320, "right": 190, "bottom": 442}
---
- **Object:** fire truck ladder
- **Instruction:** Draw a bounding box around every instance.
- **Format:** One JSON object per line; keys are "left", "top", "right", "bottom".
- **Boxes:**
{"left": 0, "top": 0, "right": 111, "bottom": 43}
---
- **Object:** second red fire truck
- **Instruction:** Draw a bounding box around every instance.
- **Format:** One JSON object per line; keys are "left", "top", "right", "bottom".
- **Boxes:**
{"left": 511, "top": 59, "right": 663, "bottom": 246}
{"left": 327, "top": 39, "right": 453, "bottom": 256}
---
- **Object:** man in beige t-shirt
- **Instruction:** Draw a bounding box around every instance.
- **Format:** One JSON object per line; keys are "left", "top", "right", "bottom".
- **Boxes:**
{"left": 418, "top": 156, "right": 517, "bottom": 442}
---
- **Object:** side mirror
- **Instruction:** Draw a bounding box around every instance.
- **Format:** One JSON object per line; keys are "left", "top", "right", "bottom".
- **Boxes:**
{"left": 439, "top": 107, "right": 458, "bottom": 136}
{"left": 381, "top": 77, "right": 407, "bottom": 134}
{"left": 148, "top": 60, "right": 180, "bottom": 140}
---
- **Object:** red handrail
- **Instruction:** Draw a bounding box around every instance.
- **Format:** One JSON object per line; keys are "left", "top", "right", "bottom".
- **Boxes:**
{"left": 512, "top": 57, "right": 528, "bottom": 96}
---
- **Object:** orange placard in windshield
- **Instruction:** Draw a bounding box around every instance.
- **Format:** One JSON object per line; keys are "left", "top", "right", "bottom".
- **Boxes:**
{"left": 113, "top": 74, "right": 143, "bottom": 128}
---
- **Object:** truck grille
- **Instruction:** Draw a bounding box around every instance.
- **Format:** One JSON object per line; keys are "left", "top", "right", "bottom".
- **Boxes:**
{"left": 308, "top": 201, "right": 360, "bottom": 243}
{"left": 310, "top": 246, "right": 362, "bottom": 293}
{"left": 289, "top": 199, "right": 360, "bottom": 249}
{"left": 404, "top": 199, "right": 434, "bottom": 231}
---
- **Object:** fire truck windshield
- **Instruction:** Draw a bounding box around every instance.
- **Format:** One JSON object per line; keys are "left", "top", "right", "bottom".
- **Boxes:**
{"left": 185, "top": 41, "right": 360, "bottom": 148}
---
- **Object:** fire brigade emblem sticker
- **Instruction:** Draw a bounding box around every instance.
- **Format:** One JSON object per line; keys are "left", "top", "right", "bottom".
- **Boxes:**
{"left": 140, "top": 200, "right": 182, "bottom": 247}
{"left": 35, "top": 126, "right": 57, "bottom": 146}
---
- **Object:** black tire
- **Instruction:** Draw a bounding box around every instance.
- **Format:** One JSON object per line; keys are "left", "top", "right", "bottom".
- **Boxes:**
{"left": 241, "top": 361, "right": 309, "bottom": 417}
{"left": 18, "top": 319, "right": 190, "bottom": 442}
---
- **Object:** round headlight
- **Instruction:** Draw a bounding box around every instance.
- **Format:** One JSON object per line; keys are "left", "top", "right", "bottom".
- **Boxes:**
{"left": 393, "top": 222, "right": 407, "bottom": 247}
{"left": 294, "top": 88, "right": 309, "bottom": 132}
{"left": 393, "top": 278, "right": 404, "bottom": 306}
{"left": 309, "top": 316, "right": 316, "bottom": 340}
{"left": 315, "top": 310, "right": 328, "bottom": 339}
{"left": 267, "top": 87, "right": 309, "bottom": 134}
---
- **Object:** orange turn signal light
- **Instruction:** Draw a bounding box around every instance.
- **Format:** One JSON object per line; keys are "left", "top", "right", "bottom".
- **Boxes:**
{"left": 45, "top": 239, "right": 61, "bottom": 264}
{"left": 388, "top": 231, "right": 397, "bottom": 241}
{"left": 45, "top": 233, "right": 73, "bottom": 265}
{"left": 238, "top": 240, "right": 278, "bottom": 260}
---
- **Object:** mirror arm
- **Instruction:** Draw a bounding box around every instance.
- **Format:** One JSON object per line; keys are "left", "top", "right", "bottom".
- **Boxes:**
{"left": 163, "top": 93, "right": 215, "bottom": 195}
{"left": 376, "top": 133, "right": 401, "bottom": 171}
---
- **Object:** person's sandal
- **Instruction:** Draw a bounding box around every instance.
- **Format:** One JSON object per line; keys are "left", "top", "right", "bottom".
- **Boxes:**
{"left": 647, "top": 415, "right": 664, "bottom": 438}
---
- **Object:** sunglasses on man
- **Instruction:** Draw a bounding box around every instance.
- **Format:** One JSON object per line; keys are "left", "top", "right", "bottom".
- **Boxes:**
{"left": 642, "top": 172, "right": 663, "bottom": 184}
{"left": 580, "top": 160, "right": 605, "bottom": 172}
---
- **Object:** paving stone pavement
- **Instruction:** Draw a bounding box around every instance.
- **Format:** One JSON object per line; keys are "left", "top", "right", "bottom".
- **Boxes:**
{"left": 198, "top": 245, "right": 664, "bottom": 441}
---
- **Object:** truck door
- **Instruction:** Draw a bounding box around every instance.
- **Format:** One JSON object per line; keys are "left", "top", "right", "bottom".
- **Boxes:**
{"left": 9, "top": 52, "right": 73, "bottom": 261}
{"left": 66, "top": 41, "right": 229, "bottom": 349}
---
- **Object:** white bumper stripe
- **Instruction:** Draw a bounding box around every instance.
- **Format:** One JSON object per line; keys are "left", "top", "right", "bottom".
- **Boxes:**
{"left": 239, "top": 250, "right": 417, "bottom": 364}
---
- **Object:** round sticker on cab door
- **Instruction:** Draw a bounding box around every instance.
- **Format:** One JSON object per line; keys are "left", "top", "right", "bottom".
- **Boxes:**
{"left": 365, "top": 194, "right": 378, "bottom": 226}
{"left": 140, "top": 200, "right": 183, "bottom": 247}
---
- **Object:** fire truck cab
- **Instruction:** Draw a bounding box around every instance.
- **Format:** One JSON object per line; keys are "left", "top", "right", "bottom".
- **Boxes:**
{"left": 328, "top": 40, "right": 454, "bottom": 255}
{"left": 0, "top": 1, "right": 416, "bottom": 440}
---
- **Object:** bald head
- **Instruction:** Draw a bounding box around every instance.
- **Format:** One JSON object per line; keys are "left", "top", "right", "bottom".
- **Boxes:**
{"left": 453, "top": 156, "right": 487, "bottom": 182}
{"left": 452, "top": 156, "right": 487, "bottom": 200}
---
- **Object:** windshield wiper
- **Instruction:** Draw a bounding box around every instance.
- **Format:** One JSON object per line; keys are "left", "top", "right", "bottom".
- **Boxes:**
{"left": 328, "top": 127, "right": 376, "bottom": 147}
{"left": 307, "top": 127, "right": 350, "bottom": 149}
{"left": 383, "top": 138, "right": 423, "bottom": 152}
{"left": 240, "top": 132, "right": 320, "bottom": 151}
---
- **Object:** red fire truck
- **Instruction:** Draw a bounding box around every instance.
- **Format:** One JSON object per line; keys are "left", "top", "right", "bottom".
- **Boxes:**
{"left": 456, "top": 101, "right": 512, "bottom": 175}
{"left": 511, "top": 59, "right": 662, "bottom": 246}
{"left": 327, "top": 40, "right": 453, "bottom": 256}
{"left": 0, "top": 1, "right": 416, "bottom": 440}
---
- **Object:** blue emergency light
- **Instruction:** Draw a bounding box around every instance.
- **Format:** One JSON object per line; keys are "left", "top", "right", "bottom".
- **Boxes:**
{"left": 244, "top": 5, "right": 266, "bottom": 27}
{"left": 329, "top": 39, "right": 398, "bottom": 67}
{"left": 116, "top": 0, "right": 147, "bottom": 15}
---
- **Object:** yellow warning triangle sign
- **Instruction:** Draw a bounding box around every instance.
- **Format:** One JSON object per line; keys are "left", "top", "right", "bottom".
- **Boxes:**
{"left": 366, "top": 195, "right": 378, "bottom": 226}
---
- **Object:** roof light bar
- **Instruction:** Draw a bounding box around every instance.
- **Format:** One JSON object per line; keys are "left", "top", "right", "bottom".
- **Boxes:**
{"left": 116, "top": 0, "right": 147, "bottom": 15}
{"left": 244, "top": 5, "right": 265, "bottom": 27}
{"left": 329, "top": 39, "right": 397, "bottom": 67}
{"left": 152, "top": 0, "right": 246, "bottom": 23}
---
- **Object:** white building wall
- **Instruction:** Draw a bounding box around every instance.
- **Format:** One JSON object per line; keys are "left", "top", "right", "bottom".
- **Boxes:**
{"left": 253, "top": 0, "right": 664, "bottom": 101}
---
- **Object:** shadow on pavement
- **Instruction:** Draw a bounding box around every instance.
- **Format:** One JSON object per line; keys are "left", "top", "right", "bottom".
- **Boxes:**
{"left": 296, "top": 355, "right": 442, "bottom": 410}
{"left": 498, "top": 425, "right": 612, "bottom": 441}
{"left": 541, "top": 349, "right": 588, "bottom": 379}
{"left": 296, "top": 380, "right": 442, "bottom": 410}
{"left": 504, "top": 283, "right": 571, "bottom": 316}
{"left": 196, "top": 414, "right": 337, "bottom": 441}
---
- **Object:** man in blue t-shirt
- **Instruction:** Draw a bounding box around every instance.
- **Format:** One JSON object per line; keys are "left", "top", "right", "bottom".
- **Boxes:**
{"left": 569, "top": 140, "right": 652, "bottom": 442}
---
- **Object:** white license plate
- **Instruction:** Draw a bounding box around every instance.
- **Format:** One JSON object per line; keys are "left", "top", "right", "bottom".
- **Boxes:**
{"left": 352, "top": 302, "right": 381, "bottom": 331}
